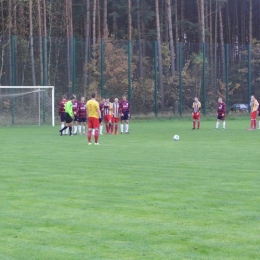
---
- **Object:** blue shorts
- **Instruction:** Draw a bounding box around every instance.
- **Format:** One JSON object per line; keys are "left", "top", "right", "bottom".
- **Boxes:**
{"left": 73, "top": 116, "right": 79, "bottom": 122}
{"left": 60, "top": 112, "right": 66, "bottom": 122}
{"left": 79, "top": 117, "right": 86, "bottom": 123}
{"left": 121, "top": 111, "right": 129, "bottom": 121}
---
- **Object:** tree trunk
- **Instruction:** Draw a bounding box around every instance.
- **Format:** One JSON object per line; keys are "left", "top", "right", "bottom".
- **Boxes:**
{"left": 181, "top": 0, "right": 185, "bottom": 42}
{"left": 92, "top": 0, "right": 97, "bottom": 45}
{"left": 37, "top": 0, "right": 43, "bottom": 85}
{"left": 65, "top": 0, "right": 73, "bottom": 92}
{"left": 175, "top": 0, "right": 178, "bottom": 70}
{"left": 84, "top": 0, "right": 90, "bottom": 91}
{"left": 128, "top": 0, "right": 132, "bottom": 40}
{"left": 136, "top": 0, "right": 143, "bottom": 80}
{"left": 200, "top": 0, "right": 205, "bottom": 42}
{"left": 155, "top": 0, "right": 164, "bottom": 110}
{"left": 219, "top": 3, "right": 225, "bottom": 82}
{"left": 166, "top": 0, "right": 175, "bottom": 77}
{"left": 97, "top": 0, "right": 101, "bottom": 41}
{"left": 103, "top": 0, "right": 108, "bottom": 38}
{"left": 29, "top": 0, "right": 36, "bottom": 86}
{"left": 249, "top": 0, "right": 252, "bottom": 44}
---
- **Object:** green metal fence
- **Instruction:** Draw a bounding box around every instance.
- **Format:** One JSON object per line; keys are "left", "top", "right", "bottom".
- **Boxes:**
{"left": 0, "top": 35, "right": 259, "bottom": 121}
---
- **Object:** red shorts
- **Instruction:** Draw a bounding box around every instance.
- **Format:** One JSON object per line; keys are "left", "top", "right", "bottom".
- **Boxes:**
{"left": 88, "top": 117, "right": 100, "bottom": 129}
{"left": 112, "top": 117, "right": 119, "bottom": 123}
{"left": 104, "top": 115, "right": 111, "bottom": 123}
{"left": 192, "top": 112, "right": 200, "bottom": 120}
{"left": 251, "top": 111, "right": 257, "bottom": 120}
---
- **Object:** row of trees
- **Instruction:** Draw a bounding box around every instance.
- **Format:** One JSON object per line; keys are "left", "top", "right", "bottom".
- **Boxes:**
{"left": 1, "top": 0, "right": 260, "bottom": 113}
{"left": 2, "top": 0, "right": 259, "bottom": 43}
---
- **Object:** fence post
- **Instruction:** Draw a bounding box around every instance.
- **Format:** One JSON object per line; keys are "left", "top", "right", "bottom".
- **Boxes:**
{"left": 154, "top": 41, "right": 158, "bottom": 117}
{"left": 11, "top": 35, "right": 15, "bottom": 124}
{"left": 248, "top": 44, "right": 251, "bottom": 112}
{"left": 42, "top": 36, "right": 47, "bottom": 123}
{"left": 178, "top": 42, "right": 183, "bottom": 117}
{"left": 128, "top": 40, "right": 132, "bottom": 113}
{"left": 202, "top": 43, "right": 206, "bottom": 115}
{"left": 100, "top": 38, "right": 105, "bottom": 97}
{"left": 225, "top": 44, "right": 229, "bottom": 111}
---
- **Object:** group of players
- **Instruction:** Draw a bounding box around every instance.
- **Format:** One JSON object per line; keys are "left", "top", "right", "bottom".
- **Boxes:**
{"left": 192, "top": 95, "right": 260, "bottom": 130}
{"left": 58, "top": 93, "right": 130, "bottom": 144}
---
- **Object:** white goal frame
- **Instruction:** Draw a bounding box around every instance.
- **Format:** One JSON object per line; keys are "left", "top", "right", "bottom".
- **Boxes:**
{"left": 0, "top": 86, "right": 55, "bottom": 126}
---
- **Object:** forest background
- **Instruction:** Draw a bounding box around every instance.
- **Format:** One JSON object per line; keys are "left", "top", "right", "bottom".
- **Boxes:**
{"left": 1, "top": 0, "right": 260, "bottom": 115}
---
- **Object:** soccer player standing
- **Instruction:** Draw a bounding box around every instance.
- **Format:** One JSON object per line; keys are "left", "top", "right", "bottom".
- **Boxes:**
{"left": 112, "top": 97, "right": 120, "bottom": 134}
{"left": 78, "top": 96, "right": 87, "bottom": 135}
{"left": 58, "top": 95, "right": 67, "bottom": 131}
{"left": 119, "top": 95, "right": 130, "bottom": 134}
{"left": 215, "top": 98, "right": 226, "bottom": 130}
{"left": 72, "top": 95, "right": 79, "bottom": 135}
{"left": 248, "top": 95, "right": 259, "bottom": 130}
{"left": 59, "top": 96, "right": 76, "bottom": 136}
{"left": 86, "top": 92, "right": 101, "bottom": 145}
{"left": 192, "top": 97, "right": 201, "bottom": 130}
{"left": 104, "top": 97, "right": 112, "bottom": 134}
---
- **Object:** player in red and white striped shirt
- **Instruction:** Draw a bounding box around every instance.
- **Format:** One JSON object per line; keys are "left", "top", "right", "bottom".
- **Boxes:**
{"left": 111, "top": 98, "right": 120, "bottom": 134}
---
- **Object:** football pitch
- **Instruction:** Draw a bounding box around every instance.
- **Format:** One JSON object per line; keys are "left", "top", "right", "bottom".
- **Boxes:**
{"left": 1, "top": 118, "right": 260, "bottom": 260}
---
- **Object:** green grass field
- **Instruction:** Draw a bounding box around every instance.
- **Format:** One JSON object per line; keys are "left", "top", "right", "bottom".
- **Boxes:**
{"left": 1, "top": 118, "right": 260, "bottom": 259}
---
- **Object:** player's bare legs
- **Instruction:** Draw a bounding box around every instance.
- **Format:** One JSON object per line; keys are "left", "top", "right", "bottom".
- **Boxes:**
{"left": 94, "top": 127, "right": 100, "bottom": 144}
{"left": 87, "top": 128, "right": 92, "bottom": 144}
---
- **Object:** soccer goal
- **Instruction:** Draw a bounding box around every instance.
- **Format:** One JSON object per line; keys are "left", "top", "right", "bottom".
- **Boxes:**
{"left": 0, "top": 86, "right": 55, "bottom": 126}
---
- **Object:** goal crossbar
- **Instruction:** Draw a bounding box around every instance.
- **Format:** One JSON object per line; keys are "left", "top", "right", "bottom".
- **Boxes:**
{"left": 0, "top": 86, "right": 55, "bottom": 126}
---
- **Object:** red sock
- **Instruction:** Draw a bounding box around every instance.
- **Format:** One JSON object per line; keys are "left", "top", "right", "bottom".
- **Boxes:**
{"left": 254, "top": 119, "right": 256, "bottom": 129}
{"left": 193, "top": 121, "right": 195, "bottom": 128}
{"left": 109, "top": 123, "right": 112, "bottom": 133}
{"left": 111, "top": 124, "right": 114, "bottom": 134}
{"left": 198, "top": 122, "right": 200, "bottom": 129}
{"left": 106, "top": 124, "right": 109, "bottom": 133}
{"left": 87, "top": 130, "right": 91, "bottom": 142}
{"left": 251, "top": 120, "right": 254, "bottom": 129}
{"left": 94, "top": 129, "right": 99, "bottom": 143}
{"left": 115, "top": 125, "right": 118, "bottom": 134}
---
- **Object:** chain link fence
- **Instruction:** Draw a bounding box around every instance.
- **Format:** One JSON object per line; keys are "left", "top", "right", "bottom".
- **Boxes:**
{"left": 1, "top": 35, "right": 259, "bottom": 124}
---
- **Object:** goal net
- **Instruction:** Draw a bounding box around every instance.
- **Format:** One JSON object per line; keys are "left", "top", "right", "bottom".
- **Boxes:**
{"left": 0, "top": 86, "right": 55, "bottom": 126}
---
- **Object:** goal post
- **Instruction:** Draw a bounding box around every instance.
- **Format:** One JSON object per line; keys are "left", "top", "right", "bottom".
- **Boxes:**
{"left": 0, "top": 86, "right": 55, "bottom": 126}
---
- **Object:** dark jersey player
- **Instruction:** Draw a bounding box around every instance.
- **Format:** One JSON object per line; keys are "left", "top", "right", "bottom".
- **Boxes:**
{"left": 215, "top": 98, "right": 226, "bottom": 130}
{"left": 59, "top": 96, "right": 76, "bottom": 136}
{"left": 78, "top": 96, "right": 87, "bottom": 135}
{"left": 119, "top": 95, "right": 130, "bottom": 134}
{"left": 58, "top": 95, "right": 67, "bottom": 132}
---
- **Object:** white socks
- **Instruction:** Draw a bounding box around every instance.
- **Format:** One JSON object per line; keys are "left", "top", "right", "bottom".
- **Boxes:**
{"left": 78, "top": 125, "right": 82, "bottom": 134}
{"left": 216, "top": 121, "right": 225, "bottom": 129}
{"left": 74, "top": 125, "right": 78, "bottom": 134}
{"left": 125, "top": 124, "right": 129, "bottom": 132}
{"left": 100, "top": 125, "right": 103, "bottom": 134}
{"left": 65, "top": 127, "right": 69, "bottom": 134}
{"left": 120, "top": 124, "right": 124, "bottom": 133}
{"left": 61, "top": 123, "right": 64, "bottom": 129}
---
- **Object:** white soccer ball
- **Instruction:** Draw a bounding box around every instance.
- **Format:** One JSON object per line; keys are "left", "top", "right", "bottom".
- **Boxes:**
{"left": 173, "top": 135, "right": 180, "bottom": 141}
